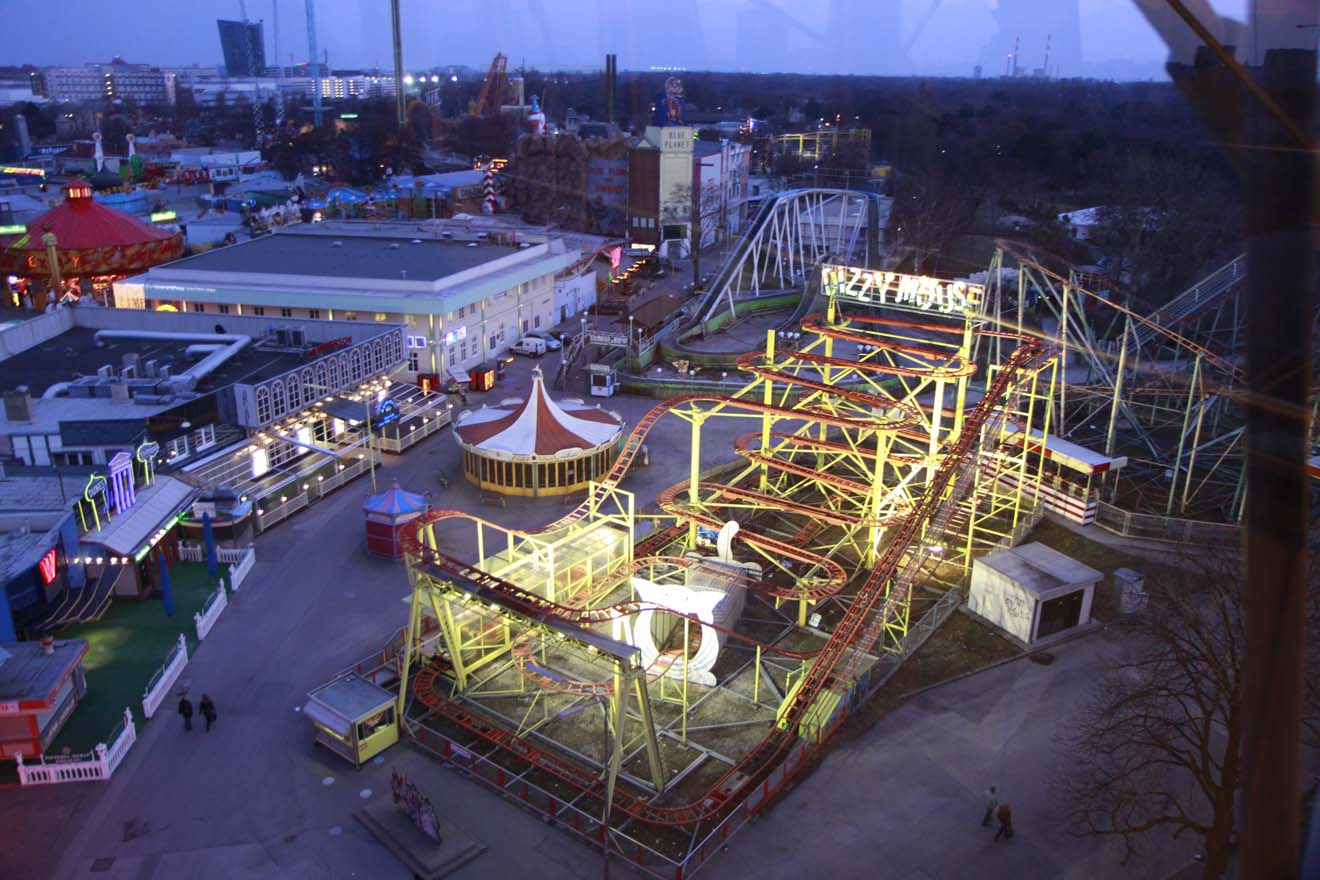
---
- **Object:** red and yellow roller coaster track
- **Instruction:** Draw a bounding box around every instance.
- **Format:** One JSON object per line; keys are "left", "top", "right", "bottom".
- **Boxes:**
{"left": 402, "top": 315, "right": 1044, "bottom": 827}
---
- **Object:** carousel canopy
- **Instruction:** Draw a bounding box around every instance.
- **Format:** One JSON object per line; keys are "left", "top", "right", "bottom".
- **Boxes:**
{"left": 0, "top": 180, "right": 184, "bottom": 279}
{"left": 455, "top": 368, "right": 622, "bottom": 456}
{"left": 362, "top": 480, "right": 428, "bottom": 517}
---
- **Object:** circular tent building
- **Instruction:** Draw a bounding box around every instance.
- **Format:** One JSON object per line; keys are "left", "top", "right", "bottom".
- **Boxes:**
{"left": 454, "top": 368, "right": 624, "bottom": 497}
{"left": 0, "top": 180, "right": 184, "bottom": 310}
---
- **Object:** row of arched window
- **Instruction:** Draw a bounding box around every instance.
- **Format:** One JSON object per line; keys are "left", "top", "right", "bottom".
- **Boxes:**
{"left": 252, "top": 334, "right": 403, "bottom": 425}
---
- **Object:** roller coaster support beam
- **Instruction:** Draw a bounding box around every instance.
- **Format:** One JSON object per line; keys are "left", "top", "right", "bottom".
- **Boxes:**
{"left": 760, "top": 331, "right": 775, "bottom": 492}
{"left": 1105, "top": 315, "right": 1130, "bottom": 461}
{"left": 1166, "top": 353, "right": 1202, "bottom": 516}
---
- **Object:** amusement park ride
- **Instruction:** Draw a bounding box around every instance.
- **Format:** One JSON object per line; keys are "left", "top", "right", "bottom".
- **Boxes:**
{"left": 317, "top": 168, "right": 1274, "bottom": 870}
{"left": 333, "top": 250, "right": 1076, "bottom": 874}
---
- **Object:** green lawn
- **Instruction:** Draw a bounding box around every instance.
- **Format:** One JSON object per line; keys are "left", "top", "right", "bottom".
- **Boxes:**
{"left": 47, "top": 563, "right": 221, "bottom": 756}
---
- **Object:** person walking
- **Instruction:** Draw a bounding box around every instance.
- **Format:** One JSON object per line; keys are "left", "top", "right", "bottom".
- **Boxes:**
{"left": 199, "top": 694, "right": 218, "bottom": 733}
{"left": 177, "top": 695, "right": 194, "bottom": 732}
{"left": 994, "top": 802, "right": 1014, "bottom": 841}
{"left": 981, "top": 785, "right": 999, "bottom": 827}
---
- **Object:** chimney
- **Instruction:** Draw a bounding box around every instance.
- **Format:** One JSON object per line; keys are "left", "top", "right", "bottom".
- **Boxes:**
{"left": 3, "top": 389, "right": 34, "bottom": 422}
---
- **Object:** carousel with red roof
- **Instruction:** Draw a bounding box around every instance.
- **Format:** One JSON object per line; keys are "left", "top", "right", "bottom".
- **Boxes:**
{"left": 0, "top": 180, "right": 184, "bottom": 310}
{"left": 453, "top": 367, "right": 625, "bottom": 497}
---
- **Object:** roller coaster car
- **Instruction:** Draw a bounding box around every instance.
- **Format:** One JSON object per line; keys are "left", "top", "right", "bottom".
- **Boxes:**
{"left": 589, "top": 300, "right": 627, "bottom": 316}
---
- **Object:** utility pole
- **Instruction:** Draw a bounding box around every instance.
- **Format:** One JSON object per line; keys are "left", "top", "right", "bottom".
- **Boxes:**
{"left": 390, "top": 0, "right": 406, "bottom": 128}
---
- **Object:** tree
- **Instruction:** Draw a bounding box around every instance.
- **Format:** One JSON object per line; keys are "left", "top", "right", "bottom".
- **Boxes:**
{"left": 889, "top": 167, "right": 976, "bottom": 275}
{"left": 1055, "top": 547, "right": 1320, "bottom": 879}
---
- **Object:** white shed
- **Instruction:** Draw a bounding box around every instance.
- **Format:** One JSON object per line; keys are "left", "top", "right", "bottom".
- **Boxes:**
{"left": 968, "top": 543, "right": 1101, "bottom": 644}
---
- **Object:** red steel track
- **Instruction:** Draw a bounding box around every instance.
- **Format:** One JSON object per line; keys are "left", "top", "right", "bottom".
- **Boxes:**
{"left": 403, "top": 321, "right": 1044, "bottom": 827}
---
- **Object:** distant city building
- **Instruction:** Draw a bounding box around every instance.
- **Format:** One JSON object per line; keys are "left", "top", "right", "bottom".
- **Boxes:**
{"left": 171, "top": 72, "right": 395, "bottom": 107}
{"left": 217, "top": 19, "right": 266, "bottom": 77}
{"left": 36, "top": 62, "right": 176, "bottom": 106}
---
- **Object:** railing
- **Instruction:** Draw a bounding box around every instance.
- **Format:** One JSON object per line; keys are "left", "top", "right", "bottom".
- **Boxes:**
{"left": 14, "top": 707, "right": 137, "bottom": 786}
{"left": 142, "top": 633, "right": 189, "bottom": 719}
{"left": 178, "top": 543, "right": 252, "bottom": 565}
{"left": 254, "top": 492, "right": 310, "bottom": 532}
{"left": 1135, "top": 254, "right": 1245, "bottom": 347}
{"left": 193, "top": 582, "right": 229, "bottom": 641}
{"left": 377, "top": 410, "right": 451, "bottom": 453}
{"left": 1095, "top": 501, "right": 1241, "bottom": 545}
{"left": 228, "top": 546, "right": 256, "bottom": 591}
{"left": 407, "top": 722, "right": 686, "bottom": 880}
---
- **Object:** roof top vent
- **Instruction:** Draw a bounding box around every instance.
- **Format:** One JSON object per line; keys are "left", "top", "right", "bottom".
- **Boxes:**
{"left": 331, "top": 240, "right": 343, "bottom": 248}
{"left": 467, "top": 242, "right": 479, "bottom": 248}
{"left": 387, "top": 242, "right": 401, "bottom": 249}
{"left": 410, "top": 239, "right": 422, "bottom": 244}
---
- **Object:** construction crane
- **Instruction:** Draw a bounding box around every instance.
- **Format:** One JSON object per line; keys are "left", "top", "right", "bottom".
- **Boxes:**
{"left": 469, "top": 53, "right": 508, "bottom": 118}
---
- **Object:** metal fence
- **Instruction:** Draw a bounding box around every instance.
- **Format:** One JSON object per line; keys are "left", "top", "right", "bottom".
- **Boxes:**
{"left": 1095, "top": 501, "right": 1241, "bottom": 545}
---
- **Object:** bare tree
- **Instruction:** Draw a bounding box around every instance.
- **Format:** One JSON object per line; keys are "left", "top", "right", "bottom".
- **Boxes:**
{"left": 890, "top": 168, "right": 975, "bottom": 275}
{"left": 1055, "top": 548, "right": 1319, "bottom": 879}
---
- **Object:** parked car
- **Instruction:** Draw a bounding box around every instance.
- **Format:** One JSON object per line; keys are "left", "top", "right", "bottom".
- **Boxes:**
{"left": 510, "top": 336, "right": 547, "bottom": 358}
{"left": 526, "top": 331, "right": 562, "bottom": 351}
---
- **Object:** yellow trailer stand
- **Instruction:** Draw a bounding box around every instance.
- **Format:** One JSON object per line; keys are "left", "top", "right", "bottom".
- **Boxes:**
{"left": 303, "top": 673, "right": 399, "bottom": 767}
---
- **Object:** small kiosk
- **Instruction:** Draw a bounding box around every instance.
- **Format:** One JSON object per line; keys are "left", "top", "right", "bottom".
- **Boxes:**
{"left": 302, "top": 673, "right": 398, "bottom": 767}
{"left": 467, "top": 363, "right": 496, "bottom": 393}
{"left": 362, "top": 480, "right": 428, "bottom": 560}
{"left": 588, "top": 363, "right": 619, "bottom": 398}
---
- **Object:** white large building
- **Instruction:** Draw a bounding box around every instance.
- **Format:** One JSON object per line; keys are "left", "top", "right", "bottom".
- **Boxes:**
{"left": 114, "top": 223, "right": 581, "bottom": 384}
{"left": 38, "top": 63, "right": 176, "bottom": 105}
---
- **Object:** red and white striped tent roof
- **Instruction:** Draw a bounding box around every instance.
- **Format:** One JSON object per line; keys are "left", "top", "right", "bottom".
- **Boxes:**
{"left": 454, "top": 368, "right": 622, "bottom": 456}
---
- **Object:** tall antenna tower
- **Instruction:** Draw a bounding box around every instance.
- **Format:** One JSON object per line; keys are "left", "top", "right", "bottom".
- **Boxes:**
{"left": 305, "top": 0, "right": 323, "bottom": 126}
{"left": 1011, "top": 34, "right": 1020, "bottom": 77}
{"left": 1042, "top": 33, "right": 1051, "bottom": 79}
{"left": 238, "top": 0, "right": 264, "bottom": 137}
{"left": 272, "top": 0, "right": 283, "bottom": 126}
{"left": 390, "top": 0, "right": 405, "bottom": 127}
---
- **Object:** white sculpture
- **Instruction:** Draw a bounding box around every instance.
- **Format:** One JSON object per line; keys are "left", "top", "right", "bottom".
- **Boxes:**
{"left": 629, "top": 521, "right": 757, "bottom": 686}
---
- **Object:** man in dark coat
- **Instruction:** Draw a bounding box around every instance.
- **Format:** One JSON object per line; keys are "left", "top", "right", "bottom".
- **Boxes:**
{"left": 199, "top": 694, "right": 218, "bottom": 732}
{"left": 178, "top": 695, "right": 194, "bottom": 731}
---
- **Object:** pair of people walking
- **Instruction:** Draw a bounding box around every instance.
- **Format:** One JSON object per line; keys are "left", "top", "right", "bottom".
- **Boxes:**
{"left": 177, "top": 694, "right": 218, "bottom": 732}
{"left": 980, "top": 784, "right": 1014, "bottom": 841}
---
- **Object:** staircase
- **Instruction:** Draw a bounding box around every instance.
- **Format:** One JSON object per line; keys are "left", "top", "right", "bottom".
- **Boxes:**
{"left": 1134, "top": 254, "right": 1245, "bottom": 348}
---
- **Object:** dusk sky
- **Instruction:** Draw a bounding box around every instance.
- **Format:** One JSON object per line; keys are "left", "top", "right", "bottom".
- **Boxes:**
{"left": 8, "top": 0, "right": 1253, "bottom": 80}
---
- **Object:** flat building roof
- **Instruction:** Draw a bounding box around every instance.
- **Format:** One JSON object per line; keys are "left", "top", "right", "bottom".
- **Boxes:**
{"left": 159, "top": 231, "right": 522, "bottom": 282}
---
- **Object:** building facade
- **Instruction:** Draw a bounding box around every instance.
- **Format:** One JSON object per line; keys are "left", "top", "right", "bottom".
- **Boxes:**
{"left": 217, "top": 19, "right": 266, "bottom": 77}
{"left": 115, "top": 223, "right": 579, "bottom": 384}
{"left": 627, "top": 127, "right": 750, "bottom": 254}
{"left": 37, "top": 63, "right": 176, "bottom": 106}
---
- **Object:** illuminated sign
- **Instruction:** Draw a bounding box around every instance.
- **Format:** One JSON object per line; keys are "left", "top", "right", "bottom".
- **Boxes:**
{"left": 443, "top": 326, "right": 468, "bottom": 346}
{"left": 149, "top": 211, "right": 178, "bottom": 222}
{"left": 83, "top": 473, "right": 108, "bottom": 502}
{"left": 0, "top": 166, "right": 44, "bottom": 177}
{"left": 407, "top": 335, "right": 428, "bottom": 349}
{"left": 375, "top": 398, "right": 401, "bottom": 426}
{"left": 0, "top": 224, "right": 24, "bottom": 235}
{"left": 37, "top": 548, "right": 58, "bottom": 585}
{"left": 822, "top": 265, "right": 984, "bottom": 316}
{"left": 136, "top": 440, "right": 160, "bottom": 463}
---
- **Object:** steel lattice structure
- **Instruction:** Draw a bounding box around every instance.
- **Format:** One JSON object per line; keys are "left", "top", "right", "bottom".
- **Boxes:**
{"left": 362, "top": 268, "right": 1058, "bottom": 876}
{"left": 984, "top": 245, "right": 1266, "bottom": 522}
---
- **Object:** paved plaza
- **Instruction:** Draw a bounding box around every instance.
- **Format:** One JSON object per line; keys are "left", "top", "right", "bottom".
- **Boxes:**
{"left": 0, "top": 354, "right": 1188, "bottom": 880}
